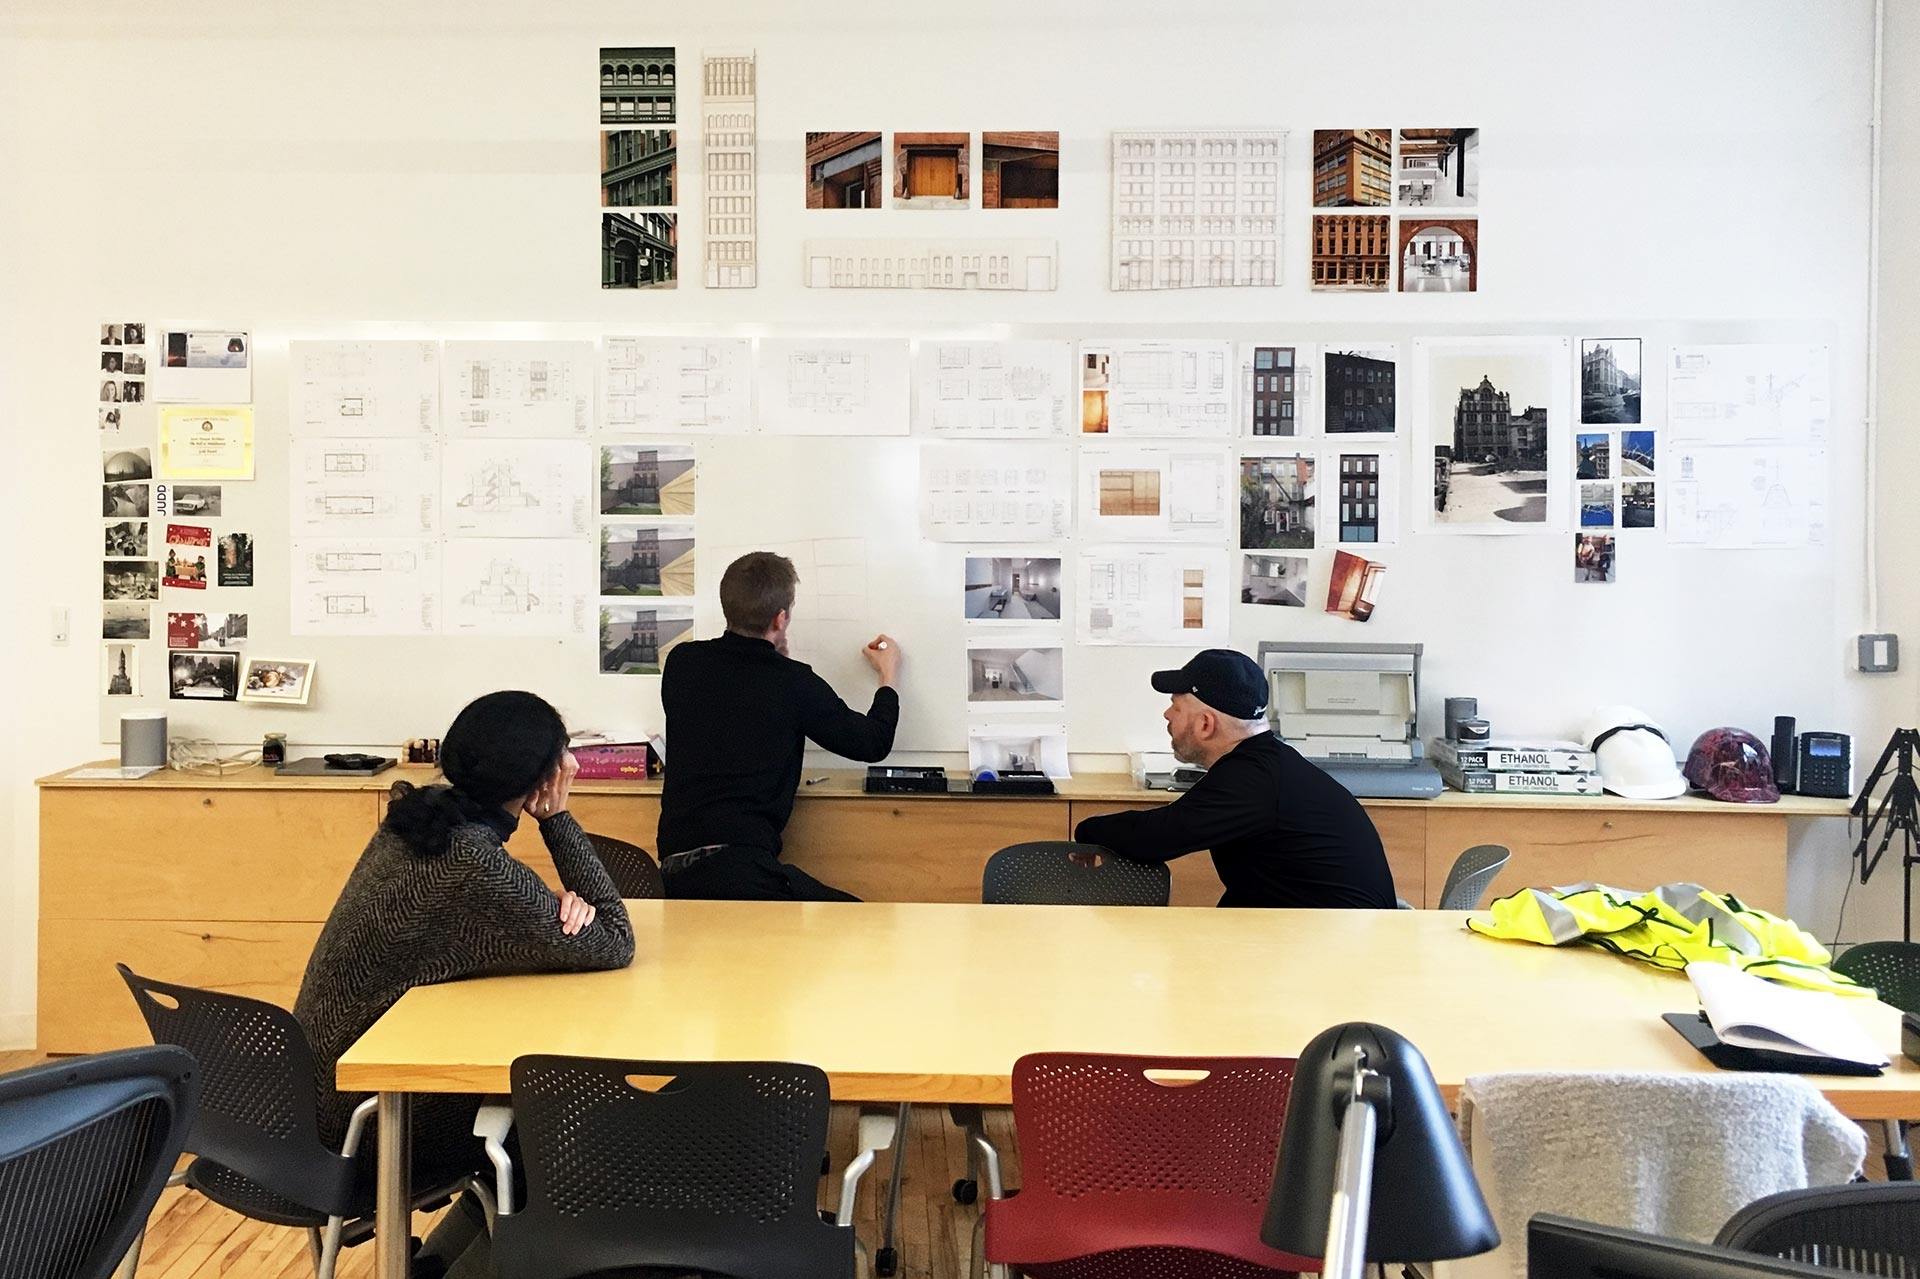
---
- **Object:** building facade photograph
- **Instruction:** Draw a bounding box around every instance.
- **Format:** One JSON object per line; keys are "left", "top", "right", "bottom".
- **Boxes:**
{"left": 703, "top": 50, "right": 757, "bottom": 288}
{"left": 1311, "top": 214, "right": 1391, "bottom": 291}
{"left": 806, "top": 131, "right": 883, "bottom": 208}
{"left": 601, "top": 129, "right": 675, "bottom": 207}
{"left": 982, "top": 131, "right": 1059, "bottom": 208}
{"left": 1240, "top": 455, "right": 1315, "bottom": 550}
{"left": 1338, "top": 453, "right": 1382, "bottom": 542}
{"left": 1581, "top": 338, "right": 1643, "bottom": 423}
{"left": 600, "top": 48, "right": 675, "bottom": 125}
{"left": 1312, "top": 128, "right": 1392, "bottom": 207}
{"left": 1324, "top": 349, "right": 1395, "bottom": 432}
{"left": 601, "top": 211, "right": 677, "bottom": 289}
{"left": 1111, "top": 129, "right": 1283, "bottom": 289}
{"left": 894, "top": 132, "right": 969, "bottom": 207}
{"left": 600, "top": 607, "right": 692, "bottom": 674}
{"left": 1247, "top": 345, "right": 1297, "bottom": 435}
{"left": 1453, "top": 374, "right": 1548, "bottom": 468}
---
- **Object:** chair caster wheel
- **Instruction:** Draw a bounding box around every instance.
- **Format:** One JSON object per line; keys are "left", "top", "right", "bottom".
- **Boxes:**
{"left": 876, "top": 1245, "right": 898, "bottom": 1276}
{"left": 952, "top": 1177, "right": 978, "bottom": 1205}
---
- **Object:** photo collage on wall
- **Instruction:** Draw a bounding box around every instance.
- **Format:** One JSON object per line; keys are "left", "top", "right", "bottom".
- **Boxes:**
{"left": 1572, "top": 337, "right": 1650, "bottom": 581}
{"left": 1309, "top": 128, "right": 1479, "bottom": 294}
{"left": 600, "top": 45, "right": 679, "bottom": 290}
{"left": 597, "top": 438, "right": 698, "bottom": 676}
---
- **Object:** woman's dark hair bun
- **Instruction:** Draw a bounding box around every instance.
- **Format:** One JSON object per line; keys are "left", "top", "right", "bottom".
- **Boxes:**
{"left": 382, "top": 691, "right": 569, "bottom": 856}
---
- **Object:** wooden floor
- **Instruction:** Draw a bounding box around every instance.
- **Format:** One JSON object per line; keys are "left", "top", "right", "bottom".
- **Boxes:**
{"left": 0, "top": 1048, "right": 1895, "bottom": 1279}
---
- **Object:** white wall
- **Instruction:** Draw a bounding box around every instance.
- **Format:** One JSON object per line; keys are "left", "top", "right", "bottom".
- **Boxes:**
{"left": 0, "top": 0, "right": 1907, "bottom": 1045}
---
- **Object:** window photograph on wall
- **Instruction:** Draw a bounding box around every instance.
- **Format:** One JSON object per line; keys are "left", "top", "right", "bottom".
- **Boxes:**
{"left": 1399, "top": 217, "right": 1478, "bottom": 293}
{"left": 1312, "top": 129, "right": 1392, "bottom": 207}
{"left": 1397, "top": 128, "right": 1478, "bottom": 207}
{"left": 806, "top": 132, "right": 883, "bottom": 208}
{"left": 1310, "top": 215, "right": 1390, "bottom": 292}
{"left": 601, "top": 211, "right": 677, "bottom": 289}
{"left": 601, "top": 129, "right": 676, "bottom": 207}
{"left": 982, "top": 132, "right": 1059, "bottom": 208}
{"left": 600, "top": 47, "right": 675, "bottom": 125}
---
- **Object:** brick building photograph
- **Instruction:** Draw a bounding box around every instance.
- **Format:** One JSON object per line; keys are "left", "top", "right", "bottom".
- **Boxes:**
{"left": 1311, "top": 214, "right": 1391, "bottom": 291}
{"left": 894, "top": 131, "right": 969, "bottom": 207}
{"left": 1323, "top": 347, "right": 1396, "bottom": 433}
{"left": 806, "top": 131, "right": 883, "bottom": 208}
{"left": 1312, "top": 128, "right": 1392, "bottom": 207}
{"left": 1239, "top": 455, "right": 1316, "bottom": 550}
{"left": 601, "top": 211, "right": 677, "bottom": 289}
{"left": 1245, "top": 345, "right": 1298, "bottom": 435}
{"left": 1429, "top": 351, "right": 1556, "bottom": 528}
{"left": 982, "top": 131, "right": 1059, "bottom": 208}
{"left": 601, "top": 129, "right": 675, "bottom": 207}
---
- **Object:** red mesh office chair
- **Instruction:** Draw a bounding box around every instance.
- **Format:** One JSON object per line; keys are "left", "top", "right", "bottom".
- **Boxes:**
{"left": 978, "top": 1052, "right": 1317, "bottom": 1279}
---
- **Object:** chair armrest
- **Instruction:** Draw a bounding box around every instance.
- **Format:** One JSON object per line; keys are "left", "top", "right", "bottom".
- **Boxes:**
{"left": 970, "top": 1127, "right": 1006, "bottom": 1200}
{"left": 835, "top": 1105, "right": 900, "bottom": 1228}
{"left": 473, "top": 1102, "right": 515, "bottom": 1217}
{"left": 340, "top": 1096, "right": 379, "bottom": 1160}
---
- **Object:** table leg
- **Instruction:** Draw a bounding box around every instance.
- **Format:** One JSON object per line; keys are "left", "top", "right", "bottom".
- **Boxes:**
{"left": 376, "top": 1092, "right": 412, "bottom": 1279}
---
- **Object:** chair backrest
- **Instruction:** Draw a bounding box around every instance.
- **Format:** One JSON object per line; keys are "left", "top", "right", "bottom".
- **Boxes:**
{"left": 116, "top": 964, "right": 357, "bottom": 1217}
{"left": 1439, "top": 844, "right": 1512, "bottom": 912}
{"left": 586, "top": 833, "right": 664, "bottom": 900}
{"left": 1715, "top": 1182, "right": 1920, "bottom": 1276}
{"left": 496, "top": 1055, "right": 852, "bottom": 1279}
{"left": 983, "top": 842, "right": 1171, "bottom": 906}
{"left": 0, "top": 1046, "right": 198, "bottom": 1279}
{"left": 1832, "top": 941, "right": 1920, "bottom": 1014}
{"left": 991, "top": 1052, "right": 1312, "bottom": 1271}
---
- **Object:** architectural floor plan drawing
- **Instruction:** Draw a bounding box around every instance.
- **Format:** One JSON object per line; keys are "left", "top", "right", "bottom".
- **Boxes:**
{"left": 290, "top": 438, "right": 440, "bottom": 537}
{"left": 1110, "top": 130, "right": 1285, "bottom": 290}
{"left": 444, "top": 340, "right": 594, "bottom": 436}
{"left": 1080, "top": 340, "right": 1235, "bottom": 438}
{"left": 802, "top": 238, "right": 1058, "bottom": 291}
{"left": 913, "top": 340, "right": 1072, "bottom": 437}
{"left": 289, "top": 538, "right": 441, "bottom": 635}
{"left": 702, "top": 49, "right": 757, "bottom": 289}
{"left": 754, "top": 338, "right": 910, "bottom": 435}
{"left": 444, "top": 439, "right": 591, "bottom": 538}
{"left": 602, "top": 336, "right": 752, "bottom": 433}
{"left": 1076, "top": 444, "right": 1232, "bottom": 543}
{"left": 919, "top": 442, "right": 1072, "bottom": 543}
{"left": 1667, "top": 444, "right": 1827, "bottom": 549}
{"left": 1077, "top": 546, "right": 1229, "bottom": 646}
{"left": 1667, "top": 344, "right": 1830, "bottom": 447}
{"left": 444, "top": 537, "right": 591, "bottom": 636}
{"left": 289, "top": 340, "right": 440, "bottom": 437}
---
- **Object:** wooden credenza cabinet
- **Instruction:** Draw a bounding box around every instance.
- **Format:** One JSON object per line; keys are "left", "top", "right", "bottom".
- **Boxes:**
{"left": 37, "top": 763, "right": 1844, "bottom": 1052}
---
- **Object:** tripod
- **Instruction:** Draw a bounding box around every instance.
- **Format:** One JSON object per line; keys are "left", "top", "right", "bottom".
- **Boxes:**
{"left": 1853, "top": 727, "right": 1920, "bottom": 941}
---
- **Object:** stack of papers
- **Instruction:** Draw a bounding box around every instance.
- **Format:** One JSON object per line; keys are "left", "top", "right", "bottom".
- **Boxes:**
{"left": 1687, "top": 962, "right": 1889, "bottom": 1068}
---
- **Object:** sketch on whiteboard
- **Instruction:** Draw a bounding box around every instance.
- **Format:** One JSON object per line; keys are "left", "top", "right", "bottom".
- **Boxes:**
{"left": 754, "top": 338, "right": 910, "bottom": 435}
{"left": 444, "top": 439, "right": 591, "bottom": 538}
{"left": 1111, "top": 130, "right": 1283, "bottom": 289}
{"left": 1667, "top": 344, "right": 1830, "bottom": 447}
{"left": 444, "top": 538, "right": 591, "bottom": 636}
{"left": 289, "top": 340, "right": 439, "bottom": 437}
{"left": 702, "top": 49, "right": 757, "bottom": 288}
{"left": 291, "top": 438, "right": 439, "bottom": 537}
{"left": 920, "top": 442, "right": 1072, "bottom": 543}
{"left": 1077, "top": 547, "right": 1229, "bottom": 646}
{"left": 913, "top": 340, "right": 1071, "bottom": 437}
{"left": 600, "top": 522, "right": 696, "bottom": 597}
{"left": 444, "top": 340, "right": 593, "bottom": 436}
{"left": 602, "top": 336, "right": 750, "bottom": 433}
{"left": 600, "top": 603, "right": 695, "bottom": 675}
{"left": 1079, "top": 340, "right": 1233, "bottom": 438}
{"left": 290, "top": 539, "right": 441, "bottom": 635}
{"left": 1078, "top": 445, "right": 1232, "bottom": 543}
{"left": 802, "top": 238, "right": 1058, "bottom": 291}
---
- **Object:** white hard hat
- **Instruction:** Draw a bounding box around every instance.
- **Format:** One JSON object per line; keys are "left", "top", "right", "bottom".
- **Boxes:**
{"left": 1582, "top": 705, "right": 1686, "bottom": 800}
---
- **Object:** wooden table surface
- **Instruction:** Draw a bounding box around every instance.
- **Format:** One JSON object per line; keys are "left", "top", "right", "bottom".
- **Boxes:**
{"left": 337, "top": 900, "right": 1919, "bottom": 1118}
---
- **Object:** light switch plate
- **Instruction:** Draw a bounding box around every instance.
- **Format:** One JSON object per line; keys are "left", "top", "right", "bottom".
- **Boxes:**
{"left": 1858, "top": 633, "right": 1900, "bottom": 673}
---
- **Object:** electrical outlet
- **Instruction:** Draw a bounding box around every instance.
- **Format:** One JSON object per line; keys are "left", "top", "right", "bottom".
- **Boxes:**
{"left": 1858, "top": 633, "right": 1899, "bottom": 673}
{"left": 51, "top": 606, "right": 69, "bottom": 645}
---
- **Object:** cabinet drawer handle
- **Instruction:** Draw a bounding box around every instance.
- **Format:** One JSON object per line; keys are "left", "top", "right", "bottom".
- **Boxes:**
{"left": 202, "top": 797, "right": 214, "bottom": 808}
{"left": 1603, "top": 819, "right": 1614, "bottom": 830}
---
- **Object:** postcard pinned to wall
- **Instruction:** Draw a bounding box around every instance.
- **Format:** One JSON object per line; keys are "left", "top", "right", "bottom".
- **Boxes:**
{"left": 167, "top": 612, "right": 248, "bottom": 649}
{"left": 163, "top": 525, "right": 212, "bottom": 590}
{"left": 218, "top": 532, "right": 254, "bottom": 587}
{"left": 102, "top": 642, "right": 141, "bottom": 697}
{"left": 159, "top": 406, "right": 254, "bottom": 480}
{"left": 168, "top": 650, "right": 240, "bottom": 701}
{"left": 239, "top": 658, "right": 315, "bottom": 706}
{"left": 155, "top": 330, "right": 251, "bottom": 404}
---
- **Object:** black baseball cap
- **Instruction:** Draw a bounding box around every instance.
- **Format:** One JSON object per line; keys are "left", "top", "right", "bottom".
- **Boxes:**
{"left": 1150, "top": 649, "right": 1269, "bottom": 719}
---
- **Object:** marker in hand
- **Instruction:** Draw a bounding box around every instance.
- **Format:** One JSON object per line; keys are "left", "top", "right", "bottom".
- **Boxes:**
{"left": 863, "top": 634, "right": 900, "bottom": 684}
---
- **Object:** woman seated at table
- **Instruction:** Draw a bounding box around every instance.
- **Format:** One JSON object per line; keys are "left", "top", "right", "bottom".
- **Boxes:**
{"left": 295, "top": 689, "right": 635, "bottom": 1272}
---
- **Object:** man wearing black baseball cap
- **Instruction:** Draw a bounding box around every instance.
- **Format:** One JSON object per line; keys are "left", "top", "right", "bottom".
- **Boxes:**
{"left": 1073, "top": 648, "right": 1396, "bottom": 909}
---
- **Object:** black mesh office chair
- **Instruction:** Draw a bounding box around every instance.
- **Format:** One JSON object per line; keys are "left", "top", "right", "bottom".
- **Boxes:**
{"left": 1832, "top": 941, "right": 1920, "bottom": 1181}
{"left": 1437, "top": 844, "right": 1513, "bottom": 912}
{"left": 585, "top": 832, "right": 665, "bottom": 899}
{"left": 982, "top": 841, "right": 1171, "bottom": 907}
{"left": 486, "top": 1055, "right": 864, "bottom": 1279}
{"left": 0, "top": 1046, "right": 198, "bottom": 1279}
{"left": 117, "top": 965, "right": 469, "bottom": 1278}
{"left": 1716, "top": 1182, "right": 1920, "bottom": 1275}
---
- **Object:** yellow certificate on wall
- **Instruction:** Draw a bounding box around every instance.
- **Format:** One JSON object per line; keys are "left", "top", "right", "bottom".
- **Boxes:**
{"left": 158, "top": 406, "right": 254, "bottom": 480}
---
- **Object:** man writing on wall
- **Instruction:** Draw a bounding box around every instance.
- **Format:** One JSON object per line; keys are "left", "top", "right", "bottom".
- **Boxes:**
{"left": 1074, "top": 649, "right": 1397, "bottom": 909}
{"left": 657, "top": 551, "right": 902, "bottom": 901}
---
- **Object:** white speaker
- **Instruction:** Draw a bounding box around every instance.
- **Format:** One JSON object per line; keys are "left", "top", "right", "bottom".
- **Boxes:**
{"left": 119, "top": 711, "right": 168, "bottom": 769}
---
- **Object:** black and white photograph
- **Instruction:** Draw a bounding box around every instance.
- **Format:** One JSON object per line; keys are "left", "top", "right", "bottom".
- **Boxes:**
{"left": 1396, "top": 128, "right": 1479, "bottom": 207}
{"left": 1621, "top": 430, "right": 1655, "bottom": 477}
{"left": 122, "top": 351, "right": 147, "bottom": 376}
{"left": 168, "top": 649, "right": 240, "bottom": 701}
{"left": 964, "top": 557, "right": 1062, "bottom": 622}
{"left": 1580, "top": 482, "right": 1615, "bottom": 527}
{"left": 1576, "top": 432, "right": 1611, "bottom": 480}
{"left": 122, "top": 380, "right": 145, "bottom": 403}
{"left": 1240, "top": 455, "right": 1316, "bottom": 549}
{"left": 170, "top": 485, "right": 221, "bottom": 517}
{"left": 102, "top": 483, "right": 149, "bottom": 518}
{"left": 104, "top": 560, "right": 159, "bottom": 600}
{"left": 1399, "top": 217, "right": 1478, "bottom": 293}
{"left": 1426, "top": 346, "right": 1560, "bottom": 531}
{"left": 1580, "top": 338, "right": 1642, "bottom": 424}
{"left": 105, "top": 520, "right": 147, "bottom": 556}
{"left": 100, "top": 380, "right": 119, "bottom": 402}
{"left": 101, "top": 323, "right": 122, "bottom": 345}
{"left": 217, "top": 532, "right": 254, "bottom": 587}
{"left": 1242, "top": 553, "right": 1309, "bottom": 607}
{"left": 102, "top": 642, "right": 140, "bottom": 697}
{"left": 1622, "top": 481, "right": 1657, "bottom": 529}
{"left": 102, "top": 601, "right": 150, "bottom": 640}
{"left": 101, "top": 351, "right": 122, "bottom": 373}
{"left": 1323, "top": 347, "right": 1396, "bottom": 433}
{"left": 1574, "top": 533, "right": 1616, "bottom": 584}
{"left": 124, "top": 322, "right": 145, "bottom": 345}
{"left": 104, "top": 447, "right": 152, "bottom": 482}
{"left": 240, "top": 657, "right": 315, "bottom": 706}
{"left": 99, "top": 407, "right": 120, "bottom": 431}
{"left": 966, "top": 644, "right": 1065, "bottom": 705}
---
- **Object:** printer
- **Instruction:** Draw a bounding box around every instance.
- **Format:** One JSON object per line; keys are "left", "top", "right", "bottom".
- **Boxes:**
{"left": 1256, "top": 641, "right": 1444, "bottom": 800}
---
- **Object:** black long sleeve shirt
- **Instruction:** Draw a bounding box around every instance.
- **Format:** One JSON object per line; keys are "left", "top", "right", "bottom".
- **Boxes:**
{"left": 658, "top": 631, "right": 899, "bottom": 857}
{"left": 1074, "top": 732, "right": 1396, "bottom": 909}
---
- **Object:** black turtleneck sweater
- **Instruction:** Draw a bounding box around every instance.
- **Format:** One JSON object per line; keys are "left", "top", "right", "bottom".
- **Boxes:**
{"left": 658, "top": 631, "right": 899, "bottom": 857}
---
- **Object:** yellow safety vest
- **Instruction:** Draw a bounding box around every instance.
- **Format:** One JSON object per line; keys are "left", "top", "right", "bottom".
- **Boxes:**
{"left": 1467, "top": 881, "right": 1870, "bottom": 997}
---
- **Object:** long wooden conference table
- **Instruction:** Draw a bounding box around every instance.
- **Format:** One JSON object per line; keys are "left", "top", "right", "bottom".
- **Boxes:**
{"left": 338, "top": 900, "right": 1920, "bottom": 1279}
